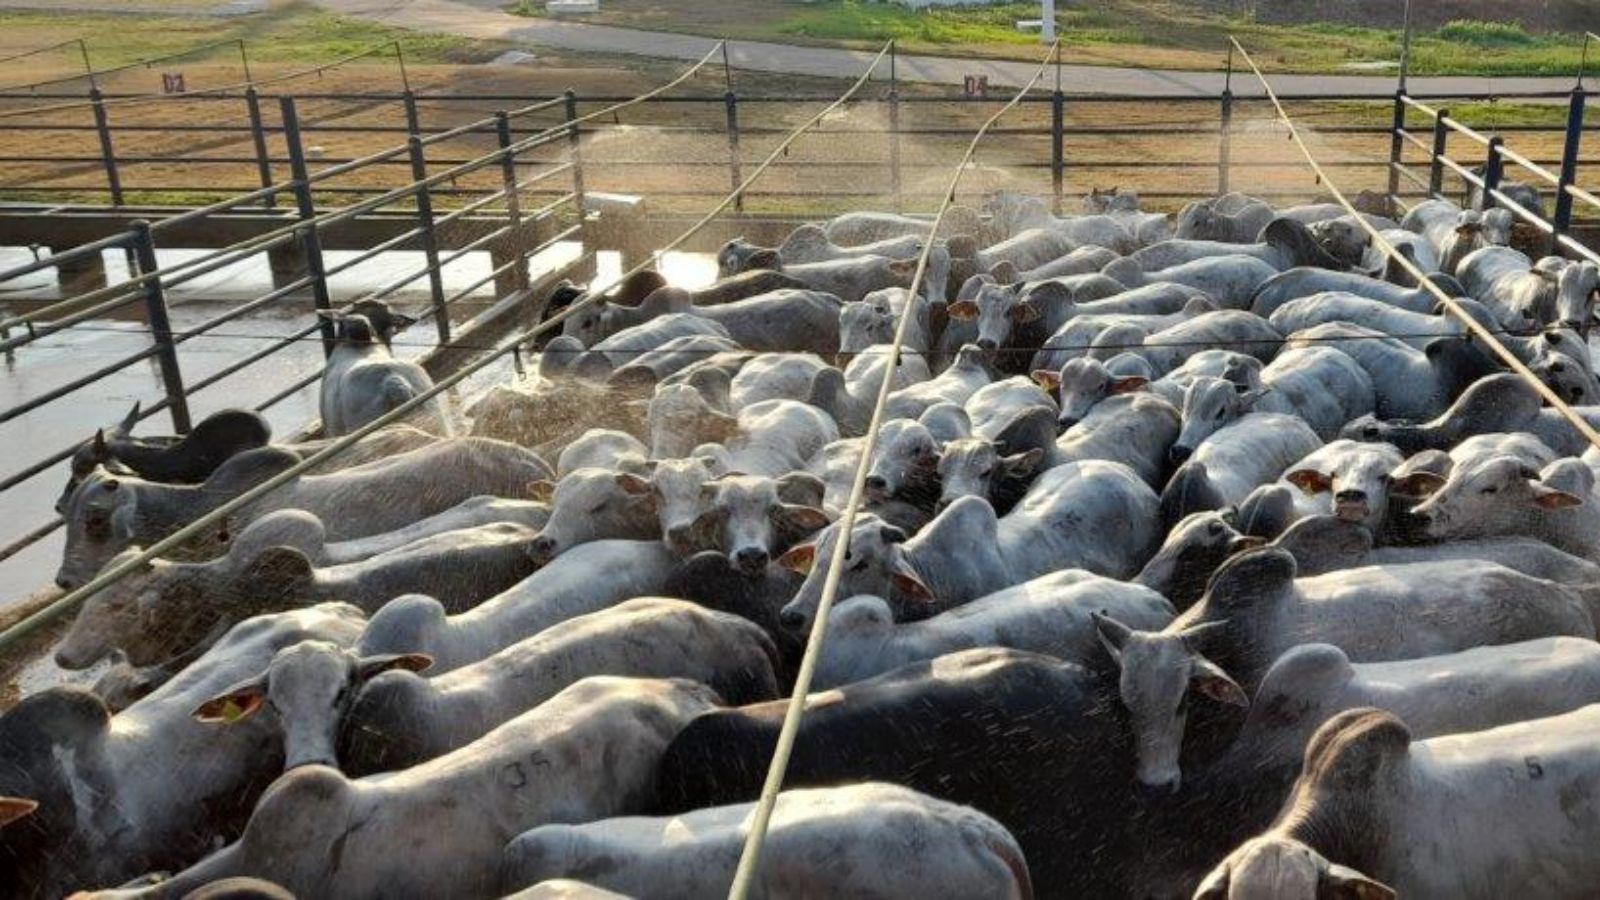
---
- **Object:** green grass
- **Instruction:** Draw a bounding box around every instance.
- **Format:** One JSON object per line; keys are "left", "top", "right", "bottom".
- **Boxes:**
{"left": 775, "top": 3, "right": 1039, "bottom": 46}
{"left": 0, "top": 2, "right": 498, "bottom": 74}
{"left": 513, "top": 0, "right": 1593, "bottom": 76}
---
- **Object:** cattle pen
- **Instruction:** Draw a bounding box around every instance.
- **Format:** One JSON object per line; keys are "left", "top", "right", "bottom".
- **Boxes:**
{"left": 5, "top": 27, "right": 1600, "bottom": 898}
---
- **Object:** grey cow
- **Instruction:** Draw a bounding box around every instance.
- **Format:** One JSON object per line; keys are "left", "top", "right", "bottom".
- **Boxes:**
{"left": 813, "top": 570, "right": 1174, "bottom": 688}
{"left": 0, "top": 604, "right": 365, "bottom": 897}
{"left": 56, "top": 438, "right": 551, "bottom": 588}
{"left": 778, "top": 460, "right": 1161, "bottom": 632}
{"left": 82, "top": 678, "right": 721, "bottom": 900}
{"left": 501, "top": 784, "right": 1032, "bottom": 899}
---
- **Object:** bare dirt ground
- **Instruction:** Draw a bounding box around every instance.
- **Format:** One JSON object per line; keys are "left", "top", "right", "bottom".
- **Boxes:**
{"left": 0, "top": 54, "right": 1579, "bottom": 220}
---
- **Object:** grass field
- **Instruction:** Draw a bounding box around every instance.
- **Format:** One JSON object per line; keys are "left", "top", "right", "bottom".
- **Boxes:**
{"left": 513, "top": 0, "right": 1593, "bottom": 76}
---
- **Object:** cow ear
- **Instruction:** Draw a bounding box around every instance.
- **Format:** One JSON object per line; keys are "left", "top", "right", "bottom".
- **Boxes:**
{"left": 775, "top": 472, "right": 826, "bottom": 507}
{"left": 356, "top": 653, "right": 432, "bottom": 681}
{"left": 1285, "top": 468, "right": 1334, "bottom": 496}
{"left": 193, "top": 677, "right": 267, "bottom": 724}
{"left": 888, "top": 258, "right": 918, "bottom": 279}
{"left": 1030, "top": 369, "right": 1062, "bottom": 392}
{"left": 1322, "top": 864, "right": 1396, "bottom": 900}
{"left": 92, "top": 429, "right": 109, "bottom": 458}
{"left": 946, "top": 300, "right": 979, "bottom": 321}
{"left": 747, "top": 249, "right": 782, "bottom": 271}
{"left": 777, "top": 543, "right": 816, "bottom": 574}
{"left": 525, "top": 479, "right": 557, "bottom": 503}
{"left": 0, "top": 797, "right": 37, "bottom": 829}
{"left": 879, "top": 525, "right": 909, "bottom": 544}
{"left": 1530, "top": 483, "right": 1583, "bottom": 510}
{"left": 1007, "top": 299, "right": 1040, "bottom": 324}
{"left": 1190, "top": 657, "right": 1249, "bottom": 709}
{"left": 1388, "top": 471, "right": 1446, "bottom": 497}
{"left": 776, "top": 504, "right": 830, "bottom": 534}
{"left": 1108, "top": 375, "right": 1148, "bottom": 394}
{"left": 1091, "top": 612, "right": 1132, "bottom": 662}
{"left": 1001, "top": 449, "right": 1044, "bottom": 478}
{"left": 614, "top": 472, "right": 653, "bottom": 496}
{"left": 120, "top": 401, "right": 142, "bottom": 433}
{"left": 890, "top": 558, "right": 936, "bottom": 609}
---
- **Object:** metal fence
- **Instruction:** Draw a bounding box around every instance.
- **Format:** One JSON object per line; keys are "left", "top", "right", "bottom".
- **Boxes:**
{"left": 0, "top": 89, "right": 589, "bottom": 568}
{"left": 2, "top": 86, "right": 1598, "bottom": 217}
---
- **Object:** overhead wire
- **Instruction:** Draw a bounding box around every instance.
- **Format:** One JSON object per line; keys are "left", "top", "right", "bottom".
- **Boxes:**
{"left": 724, "top": 38, "right": 1063, "bottom": 900}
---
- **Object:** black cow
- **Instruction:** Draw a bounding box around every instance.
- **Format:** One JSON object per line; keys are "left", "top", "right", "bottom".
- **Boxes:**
{"left": 654, "top": 647, "right": 1145, "bottom": 898}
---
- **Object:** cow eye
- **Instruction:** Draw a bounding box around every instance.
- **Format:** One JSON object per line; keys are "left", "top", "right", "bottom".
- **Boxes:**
{"left": 1480, "top": 486, "right": 1498, "bottom": 495}
{"left": 1213, "top": 408, "right": 1225, "bottom": 420}
{"left": 1206, "top": 520, "right": 1225, "bottom": 536}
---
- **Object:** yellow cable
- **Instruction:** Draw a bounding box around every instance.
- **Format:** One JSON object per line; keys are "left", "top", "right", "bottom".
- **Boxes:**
{"left": 725, "top": 39, "right": 1062, "bottom": 900}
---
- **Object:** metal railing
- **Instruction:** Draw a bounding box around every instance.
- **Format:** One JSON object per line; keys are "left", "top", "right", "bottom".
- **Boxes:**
{"left": 0, "top": 89, "right": 592, "bottom": 565}
{"left": 1390, "top": 87, "right": 1599, "bottom": 261}
{"left": 5, "top": 68, "right": 1599, "bottom": 215}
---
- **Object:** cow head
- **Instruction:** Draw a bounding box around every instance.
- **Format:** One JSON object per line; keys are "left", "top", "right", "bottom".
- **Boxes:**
{"left": 945, "top": 282, "right": 1036, "bottom": 357}
{"left": 838, "top": 297, "right": 897, "bottom": 354}
{"left": 1134, "top": 511, "right": 1263, "bottom": 612}
{"left": 691, "top": 473, "right": 830, "bottom": 576}
{"left": 777, "top": 515, "right": 935, "bottom": 634}
{"left": 935, "top": 438, "right": 1042, "bottom": 510}
{"left": 1411, "top": 455, "right": 1588, "bottom": 542}
{"left": 1283, "top": 440, "right": 1405, "bottom": 533}
{"left": 1171, "top": 376, "right": 1267, "bottom": 465}
{"left": 194, "top": 640, "right": 431, "bottom": 771}
{"left": 1196, "top": 836, "right": 1395, "bottom": 900}
{"left": 865, "top": 419, "right": 942, "bottom": 505}
{"left": 647, "top": 455, "right": 726, "bottom": 556}
{"left": 1093, "top": 614, "right": 1247, "bottom": 793}
{"left": 57, "top": 468, "right": 141, "bottom": 590}
{"left": 525, "top": 468, "right": 659, "bottom": 566}
{"left": 1033, "top": 358, "right": 1149, "bottom": 428}
{"left": 644, "top": 384, "right": 739, "bottom": 460}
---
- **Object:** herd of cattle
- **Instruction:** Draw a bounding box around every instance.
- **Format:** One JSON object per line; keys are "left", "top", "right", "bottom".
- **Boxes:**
{"left": 11, "top": 184, "right": 1600, "bottom": 899}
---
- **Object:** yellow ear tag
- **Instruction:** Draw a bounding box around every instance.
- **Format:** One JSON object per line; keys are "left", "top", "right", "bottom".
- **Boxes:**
{"left": 219, "top": 698, "right": 245, "bottom": 723}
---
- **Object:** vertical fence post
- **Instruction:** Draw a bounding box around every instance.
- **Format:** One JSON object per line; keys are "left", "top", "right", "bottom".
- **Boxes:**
{"left": 1218, "top": 91, "right": 1233, "bottom": 195}
{"left": 564, "top": 90, "right": 586, "bottom": 214}
{"left": 496, "top": 111, "right": 531, "bottom": 294}
{"left": 888, "top": 89, "right": 903, "bottom": 213}
{"left": 1481, "top": 136, "right": 1505, "bottom": 211}
{"left": 280, "top": 97, "right": 336, "bottom": 357}
{"left": 130, "top": 220, "right": 191, "bottom": 434}
{"left": 245, "top": 86, "right": 275, "bottom": 208}
{"left": 403, "top": 89, "right": 421, "bottom": 136}
{"left": 406, "top": 136, "right": 450, "bottom": 343}
{"left": 1552, "top": 88, "right": 1586, "bottom": 253}
{"left": 725, "top": 90, "right": 744, "bottom": 212}
{"left": 1427, "top": 108, "right": 1450, "bottom": 199}
{"left": 1050, "top": 89, "right": 1065, "bottom": 214}
{"left": 89, "top": 86, "right": 123, "bottom": 205}
{"left": 1219, "top": 47, "right": 1234, "bottom": 195}
{"left": 1387, "top": 89, "right": 1406, "bottom": 202}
